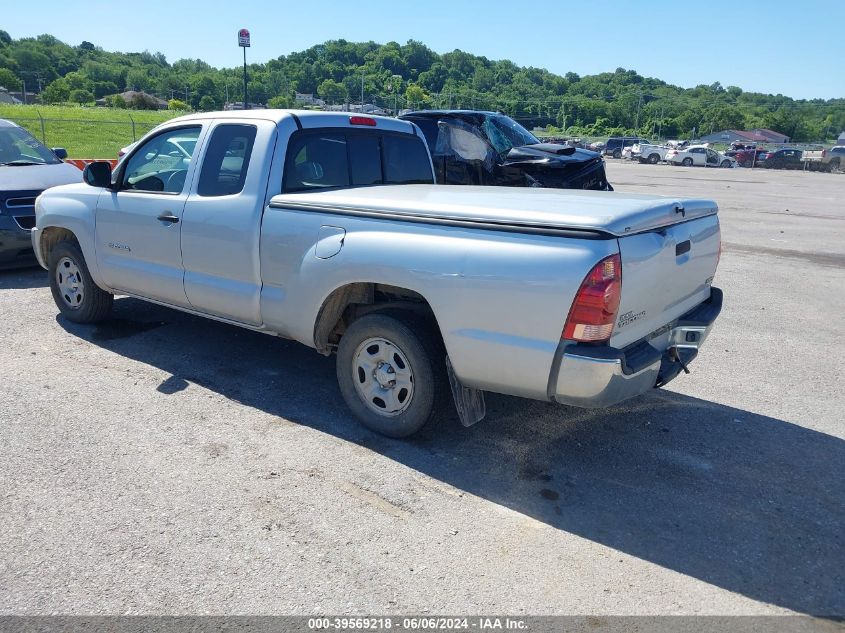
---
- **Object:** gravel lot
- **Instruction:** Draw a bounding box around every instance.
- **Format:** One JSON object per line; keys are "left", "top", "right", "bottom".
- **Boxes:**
{"left": 1, "top": 162, "right": 843, "bottom": 617}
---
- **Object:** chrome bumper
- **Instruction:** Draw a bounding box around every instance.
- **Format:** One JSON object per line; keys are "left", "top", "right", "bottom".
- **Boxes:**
{"left": 551, "top": 287, "right": 722, "bottom": 408}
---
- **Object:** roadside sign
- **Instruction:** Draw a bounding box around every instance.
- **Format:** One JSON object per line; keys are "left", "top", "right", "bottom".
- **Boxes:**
{"left": 238, "top": 29, "right": 250, "bottom": 47}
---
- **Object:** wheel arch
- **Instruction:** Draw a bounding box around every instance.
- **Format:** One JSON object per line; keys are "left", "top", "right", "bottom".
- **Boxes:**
{"left": 312, "top": 281, "right": 445, "bottom": 356}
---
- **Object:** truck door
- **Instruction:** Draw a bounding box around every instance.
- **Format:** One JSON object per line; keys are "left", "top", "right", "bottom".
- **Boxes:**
{"left": 95, "top": 125, "right": 204, "bottom": 307}
{"left": 179, "top": 119, "right": 277, "bottom": 325}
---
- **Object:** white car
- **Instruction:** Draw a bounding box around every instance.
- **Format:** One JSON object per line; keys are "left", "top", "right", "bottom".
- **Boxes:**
{"left": 666, "top": 145, "right": 736, "bottom": 168}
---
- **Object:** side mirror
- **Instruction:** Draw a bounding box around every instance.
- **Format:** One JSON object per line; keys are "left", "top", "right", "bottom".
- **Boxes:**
{"left": 83, "top": 162, "right": 113, "bottom": 188}
{"left": 52, "top": 147, "right": 68, "bottom": 160}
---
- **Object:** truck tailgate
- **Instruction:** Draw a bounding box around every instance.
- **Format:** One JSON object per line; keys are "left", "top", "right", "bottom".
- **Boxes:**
{"left": 610, "top": 214, "right": 720, "bottom": 349}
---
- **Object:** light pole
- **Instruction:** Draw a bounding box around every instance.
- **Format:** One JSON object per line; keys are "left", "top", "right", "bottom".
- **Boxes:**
{"left": 238, "top": 29, "right": 251, "bottom": 109}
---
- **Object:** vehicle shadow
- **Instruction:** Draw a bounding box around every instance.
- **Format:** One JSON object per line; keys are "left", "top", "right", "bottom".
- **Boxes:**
{"left": 0, "top": 266, "right": 48, "bottom": 289}
{"left": 58, "top": 297, "right": 844, "bottom": 617}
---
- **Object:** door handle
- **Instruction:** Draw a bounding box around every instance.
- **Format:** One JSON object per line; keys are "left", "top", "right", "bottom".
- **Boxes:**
{"left": 157, "top": 212, "right": 179, "bottom": 224}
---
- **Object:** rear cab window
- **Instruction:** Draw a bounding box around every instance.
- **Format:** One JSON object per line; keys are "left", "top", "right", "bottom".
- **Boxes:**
{"left": 283, "top": 129, "right": 433, "bottom": 193}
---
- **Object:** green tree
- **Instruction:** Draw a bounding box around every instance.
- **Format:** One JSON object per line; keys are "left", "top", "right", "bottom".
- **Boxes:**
{"left": 267, "top": 95, "right": 292, "bottom": 109}
{"left": 0, "top": 68, "right": 21, "bottom": 90}
{"left": 198, "top": 95, "right": 216, "bottom": 111}
{"left": 69, "top": 89, "right": 95, "bottom": 104}
{"left": 317, "top": 79, "right": 347, "bottom": 104}
{"left": 168, "top": 98, "right": 188, "bottom": 110}
{"left": 107, "top": 94, "right": 127, "bottom": 108}
{"left": 404, "top": 83, "right": 428, "bottom": 108}
{"left": 41, "top": 78, "right": 70, "bottom": 103}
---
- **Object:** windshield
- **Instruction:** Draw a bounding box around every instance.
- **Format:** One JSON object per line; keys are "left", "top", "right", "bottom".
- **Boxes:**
{"left": 481, "top": 115, "right": 540, "bottom": 154}
{"left": 0, "top": 126, "right": 62, "bottom": 165}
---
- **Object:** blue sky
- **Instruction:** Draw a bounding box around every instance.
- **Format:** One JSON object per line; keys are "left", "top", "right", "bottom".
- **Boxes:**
{"left": 5, "top": 0, "right": 844, "bottom": 99}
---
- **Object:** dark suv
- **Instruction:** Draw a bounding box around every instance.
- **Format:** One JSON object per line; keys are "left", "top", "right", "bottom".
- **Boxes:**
{"left": 604, "top": 137, "right": 649, "bottom": 159}
{"left": 399, "top": 110, "right": 612, "bottom": 191}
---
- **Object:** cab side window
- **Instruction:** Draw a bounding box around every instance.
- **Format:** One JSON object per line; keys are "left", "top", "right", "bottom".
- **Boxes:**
{"left": 123, "top": 127, "right": 201, "bottom": 194}
{"left": 197, "top": 124, "right": 257, "bottom": 197}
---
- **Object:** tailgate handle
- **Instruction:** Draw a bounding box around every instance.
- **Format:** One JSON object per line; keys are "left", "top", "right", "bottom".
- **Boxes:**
{"left": 676, "top": 240, "right": 691, "bottom": 256}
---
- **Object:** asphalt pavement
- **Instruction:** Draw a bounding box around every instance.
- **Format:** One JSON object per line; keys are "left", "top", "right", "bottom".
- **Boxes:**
{"left": 1, "top": 162, "right": 843, "bottom": 616}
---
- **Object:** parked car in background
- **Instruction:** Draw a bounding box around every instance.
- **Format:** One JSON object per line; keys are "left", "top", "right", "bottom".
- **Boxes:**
{"left": 800, "top": 147, "right": 844, "bottom": 172}
{"left": 587, "top": 141, "right": 605, "bottom": 153}
{"left": 0, "top": 119, "right": 82, "bottom": 268}
{"left": 726, "top": 146, "right": 768, "bottom": 167}
{"left": 665, "top": 145, "right": 736, "bottom": 168}
{"left": 757, "top": 148, "right": 804, "bottom": 170}
{"left": 34, "top": 110, "right": 721, "bottom": 437}
{"left": 604, "top": 136, "right": 649, "bottom": 159}
{"left": 400, "top": 110, "right": 613, "bottom": 191}
{"left": 632, "top": 142, "right": 670, "bottom": 164}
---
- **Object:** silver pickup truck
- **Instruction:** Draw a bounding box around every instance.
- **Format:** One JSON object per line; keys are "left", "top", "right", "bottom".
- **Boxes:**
{"left": 32, "top": 110, "right": 722, "bottom": 437}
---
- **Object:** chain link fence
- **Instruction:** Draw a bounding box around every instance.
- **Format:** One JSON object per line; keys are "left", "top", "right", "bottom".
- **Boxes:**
{"left": 2, "top": 111, "right": 168, "bottom": 158}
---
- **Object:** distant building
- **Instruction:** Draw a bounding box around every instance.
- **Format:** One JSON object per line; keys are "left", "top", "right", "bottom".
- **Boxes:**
{"left": 5, "top": 90, "right": 36, "bottom": 105}
{"left": 326, "top": 103, "right": 388, "bottom": 116}
{"left": 97, "top": 91, "right": 168, "bottom": 110}
{"left": 0, "top": 87, "right": 22, "bottom": 104}
{"left": 223, "top": 102, "right": 267, "bottom": 111}
{"left": 700, "top": 129, "right": 790, "bottom": 144}
{"left": 294, "top": 93, "right": 325, "bottom": 107}
{"left": 837, "top": 131, "right": 845, "bottom": 146}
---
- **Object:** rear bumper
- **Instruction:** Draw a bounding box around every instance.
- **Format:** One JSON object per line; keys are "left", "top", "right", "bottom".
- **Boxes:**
{"left": 551, "top": 287, "right": 722, "bottom": 408}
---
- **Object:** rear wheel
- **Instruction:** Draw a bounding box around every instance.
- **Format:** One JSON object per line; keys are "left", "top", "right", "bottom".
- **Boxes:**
{"left": 741, "top": 160, "right": 752, "bottom": 168}
{"left": 648, "top": 153, "right": 660, "bottom": 164}
{"left": 613, "top": 149, "right": 622, "bottom": 159}
{"left": 720, "top": 160, "right": 731, "bottom": 168}
{"left": 682, "top": 157, "right": 693, "bottom": 167}
{"left": 336, "top": 313, "right": 437, "bottom": 438}
{"left": 48, "top": 240, "right": 113, "bottom": 323}
{"left": 829, "top": 158, "right": 841, "bottom": 174}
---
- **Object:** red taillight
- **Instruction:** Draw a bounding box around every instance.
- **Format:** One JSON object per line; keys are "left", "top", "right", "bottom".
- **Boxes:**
{"left": 562, "top": 254, "right": 622, "bottom": 343}
{"left": 349, "top": 116, "right": 376, "bottom": 126}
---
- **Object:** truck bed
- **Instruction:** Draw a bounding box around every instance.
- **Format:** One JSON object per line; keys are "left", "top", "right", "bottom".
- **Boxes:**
{"left": 270, "top": 185, "right": 717, "bottom": 238}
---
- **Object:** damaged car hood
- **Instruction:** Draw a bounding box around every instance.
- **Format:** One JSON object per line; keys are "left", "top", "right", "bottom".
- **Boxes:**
{"left": 505, "top": 144, "right": 601, "bottom": 166}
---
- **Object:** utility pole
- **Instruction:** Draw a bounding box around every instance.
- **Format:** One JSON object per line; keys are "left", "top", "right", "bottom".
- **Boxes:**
{"left": 361, "top": 71, "right": 364, "bottom": 108}
{"left": 238, "top": 29, "right": 251, "bottom": 109}
{"left": 634, "top": 93, "right": 643, "bottom": 131}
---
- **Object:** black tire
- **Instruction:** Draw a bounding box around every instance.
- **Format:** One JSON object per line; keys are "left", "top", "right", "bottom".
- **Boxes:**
{"left": 829, "top": 158, "right": 841, "bottom": 174}
{"left": 613, "top": 149, "right": 622, "bottom": 159}
{"left": 682, "top": 157, "right": 693, "bottom": 167}
{"left": 48, "top": 240, "right": 113, "bottom": 323}
{"left": 648, "top": 153, "right": 660, "bottom": 164}
{"left": 720, "top": 160, "right": 731, "bottom": 168}
{"left": 336, "top": 313, "right": 437, "bottom": 438}
{"left": 741, "top": 160, "right": 752, "bottom": 168}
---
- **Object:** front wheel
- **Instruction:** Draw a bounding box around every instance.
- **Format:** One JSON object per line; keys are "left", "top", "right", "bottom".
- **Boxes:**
{"left": 48, "top": 240, "right": 113, "bottom": 323}
{"left": 682, "top": 157, "right": 693, "bottom": 167}
{"left": 336, "top": 313, "right": 437, "bottom": 438}
{"left": 613, "top": 149, "right": 622, "bottom": 159}
{"left": 648, "top": 153, "right": 660, "bottom": 164}
{"left": 720, "top": 160, "right": 731, "bottom": 168}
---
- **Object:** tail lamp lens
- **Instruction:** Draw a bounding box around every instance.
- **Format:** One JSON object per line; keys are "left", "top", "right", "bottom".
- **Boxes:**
{"left": 562, "top": 253, "right": 622, "bottom": 343}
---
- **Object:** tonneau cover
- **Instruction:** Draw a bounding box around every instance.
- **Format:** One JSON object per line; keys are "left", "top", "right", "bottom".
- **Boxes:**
{"left": 269, "top": 185, "right": 717, "bottom": 237}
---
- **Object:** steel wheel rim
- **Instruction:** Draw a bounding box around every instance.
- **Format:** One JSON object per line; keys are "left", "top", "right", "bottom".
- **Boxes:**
{"left": 352, "top": 337, "right": 415, "bottom": 417}
{"left": 56, "top": 256, "right": 85, "bottom": 309}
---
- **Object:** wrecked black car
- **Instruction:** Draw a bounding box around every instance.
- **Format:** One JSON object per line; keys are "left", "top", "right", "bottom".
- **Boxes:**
{"left": 399, "top": 110, "right": 612, "bottom": 191}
